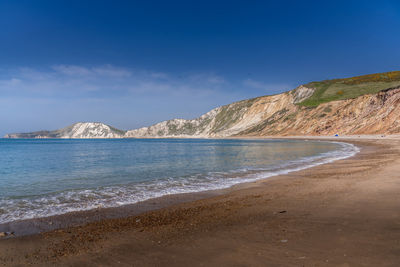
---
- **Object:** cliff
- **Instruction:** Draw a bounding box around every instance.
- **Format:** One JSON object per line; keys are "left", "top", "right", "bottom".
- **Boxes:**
{"left": 4, "top": 122, "right": 126, "bottom": 139}
{"left": 5, "top": 71, "right": 400, "bottom": 138}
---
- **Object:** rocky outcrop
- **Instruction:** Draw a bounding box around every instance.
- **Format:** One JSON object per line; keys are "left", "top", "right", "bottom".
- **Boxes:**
{"left": 292, "top": 85, "right": 315, "bottom": 104}
{"left": 58, "top": 123, "right": 125, "bottom": 138}
{"left": 5, "top": 122, "right": 126, "bottom": 139}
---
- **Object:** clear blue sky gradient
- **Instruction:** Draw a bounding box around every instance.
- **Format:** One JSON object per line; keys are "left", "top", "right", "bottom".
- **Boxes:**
{"left": 0, "top": 0, "right": 399, "bottom": 135}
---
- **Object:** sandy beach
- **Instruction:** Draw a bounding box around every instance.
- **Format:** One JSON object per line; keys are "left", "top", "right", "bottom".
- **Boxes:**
{"left": 1, "top": 136, "right": 400, "bottom": 266}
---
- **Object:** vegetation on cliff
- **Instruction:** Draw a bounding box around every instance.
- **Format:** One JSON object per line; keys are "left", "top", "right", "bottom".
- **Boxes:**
{"left": 299, "top": 71, "right": 400, "bottom": 107}
{"left": 5, "top": 71, "right": 400, "bottom": 138}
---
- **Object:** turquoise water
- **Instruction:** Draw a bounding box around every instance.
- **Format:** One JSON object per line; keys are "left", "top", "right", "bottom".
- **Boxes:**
{"left": 0, "top": 138, "right": 358, "bottom": 224}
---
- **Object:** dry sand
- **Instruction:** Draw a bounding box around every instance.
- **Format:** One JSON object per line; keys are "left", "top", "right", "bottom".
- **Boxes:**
{"left": 1, "top": 137, "right": 400, "bottom": 266}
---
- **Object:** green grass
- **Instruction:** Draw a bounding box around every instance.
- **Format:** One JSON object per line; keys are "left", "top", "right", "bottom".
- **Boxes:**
{"left": 299, "top": 71, "right": 400, "bottom": 107}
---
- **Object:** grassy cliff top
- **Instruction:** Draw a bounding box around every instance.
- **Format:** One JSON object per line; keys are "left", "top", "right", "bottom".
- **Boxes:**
{"left": 299, "top": 71, "right": 400, "bottom": 107}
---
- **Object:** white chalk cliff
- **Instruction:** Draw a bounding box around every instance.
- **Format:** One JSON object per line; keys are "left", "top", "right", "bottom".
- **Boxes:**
{"left": 5, "top": 71, "right": 400, "bottom": 138}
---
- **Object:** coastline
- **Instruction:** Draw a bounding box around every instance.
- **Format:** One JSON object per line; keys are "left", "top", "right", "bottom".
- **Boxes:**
{"left": 0, "top": 138, "right": 358, "bottom": 236}
{"left": 1, "top": 136, "right": 400, "bottom": 266}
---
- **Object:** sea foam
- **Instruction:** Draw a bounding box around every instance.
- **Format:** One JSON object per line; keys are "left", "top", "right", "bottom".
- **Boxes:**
{"left": 0, "top": 140, "right": 359, "bottom": 224}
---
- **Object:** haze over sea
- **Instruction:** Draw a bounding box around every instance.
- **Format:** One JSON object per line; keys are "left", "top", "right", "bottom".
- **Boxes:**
{"left": 0, "top": 138, "right": 358, "bottom": 224}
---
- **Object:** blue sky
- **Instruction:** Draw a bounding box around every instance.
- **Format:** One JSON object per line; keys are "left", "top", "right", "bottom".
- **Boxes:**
{"left": 0, "top": 0, "right": 399, "bottom": 135}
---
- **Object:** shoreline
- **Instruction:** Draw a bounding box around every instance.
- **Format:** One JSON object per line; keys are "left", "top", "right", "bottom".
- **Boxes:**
{"left": 0, "top": 138, "right": 358, "bottom": 237}
{"left": 1, "top": 136, "right": 400, "bottom": 266}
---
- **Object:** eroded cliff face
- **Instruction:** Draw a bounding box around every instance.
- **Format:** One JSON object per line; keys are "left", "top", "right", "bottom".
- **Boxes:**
{"left": 247, "top": 87, "right": 400, "bottom": 136}
{"left": 124, "top": 86, "right": 400, "bottom": 137}
{"left": 58, "top": 122, "right": 126, "bottom": 138}
{"left": 5, "top": 123, "right": 126, "bottom": 139}
{"left": 124, "top": 96, "right": 266, "bottom": 138}
{"left": 5, "top": 81, "right": 400, "bottom": 139}
{"left": 123, "top": 85, "right": 302, "bottom": 138}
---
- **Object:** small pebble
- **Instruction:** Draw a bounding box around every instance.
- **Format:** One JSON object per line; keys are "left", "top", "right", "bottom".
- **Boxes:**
{"left": 0, "top": 232, "right": 14, "bottom": 237}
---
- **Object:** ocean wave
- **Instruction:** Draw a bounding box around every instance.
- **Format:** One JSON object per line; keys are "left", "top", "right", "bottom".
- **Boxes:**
{"left": 0, "top": 141, "right": 359, "bottom": 224}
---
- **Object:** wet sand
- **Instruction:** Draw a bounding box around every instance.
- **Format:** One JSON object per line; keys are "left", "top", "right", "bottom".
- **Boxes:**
{"left": 1, "top": 137, "right": 400, "bottom": 266}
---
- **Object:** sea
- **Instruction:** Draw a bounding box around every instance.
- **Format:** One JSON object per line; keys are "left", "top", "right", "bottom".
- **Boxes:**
{"left": 0, "top": 138, "right": 359, "bottom": 224}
